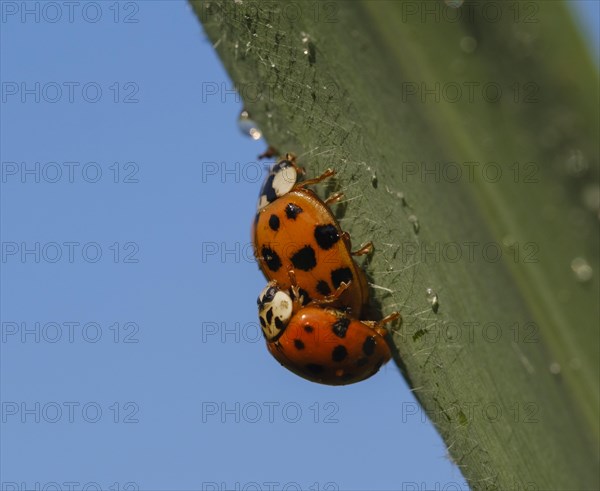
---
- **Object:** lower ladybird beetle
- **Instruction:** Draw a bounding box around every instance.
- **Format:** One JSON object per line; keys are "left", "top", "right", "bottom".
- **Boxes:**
{"left": 257, "top": 282, "right": 400, "bottom": 386}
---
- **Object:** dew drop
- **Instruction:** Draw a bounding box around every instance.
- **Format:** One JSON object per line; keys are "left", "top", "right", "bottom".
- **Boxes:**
{"left": 300, "top": 33, "right": 316, "bottom": 64}
{"left": 460, "top": 36, "right": 477, "bottom": 53}
{"left": 386, "top": 186, "right": 408, "bottom": 207}
{"left": 371, "top": 173, "right": 378, "bottom": 188}
{"left": 426, "top": 288, "right": 439, "bottom": 313}
{"left": 364, "top": 166, "right": 377, "bottom": 188}
{"left": 502, "top": 235, "right": 516, "bottom": 248}
{"left": 582, "top": 183, "right": 600, "bottom": 213}
{"left": 408, "top": 214, "right": 420, "bottom": 234}
{"left": 571, "top": 257, "right": 593, "bottom": 283}
{"left": 565, "top": 149, "right": 588, "bottom": 177}
{"left": 549, "top": 362, "right": 561, "bottom": 375}
{"left": 238, "top": 110, "right": 262, "bottom": 140}
{"left": 444, "top": 0, "right": 464, "bottom": 7}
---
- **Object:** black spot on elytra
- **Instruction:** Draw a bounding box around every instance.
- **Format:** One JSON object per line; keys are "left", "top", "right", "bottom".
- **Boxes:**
{"left": 291, "top": 246, "right": 316, "bottom": 271}
{"left": 275, "top": 317, "right": 284, "bottom": 331}
{"left": 265, "top": 308, "right": 273, "bottom": 325}
{"left": 305, "top": 363, "right": 324, "bottom": 374}
{"left": 262, "top": 246, "right": 282, "bottom": 272}
{"left": 356, "top": 357, "right": 369, "bottom": 367}
{"left": 285, "top": 203, "right": 303, "bottom": 219}
{"left": 268, "top": 214, "right": 280, "bottom": 231}
{"left": 259, "top": 316, "right": 266, "bottom": 328}
{"left": 331, "top": 267, "right": 353, "bottom": 288}
{"left": 304, "top": 325, "right": 314, "bottom": 333}
{"left": 316, "top": 280, "right": 331, "bottom": 295}
{"left": 332, "top": 318, "right": 350, "bottom": 338}
{"left": 363, "top": 336, "right": 376, "bottom": 356}
{"left": 332, "top": 345, "right": 348, "bottom": 362}
{"left": 314, "top": 224, "right": 340, "bottom": 250}
{"left": 294, "top": 339, "right": 305, "bottom": 350}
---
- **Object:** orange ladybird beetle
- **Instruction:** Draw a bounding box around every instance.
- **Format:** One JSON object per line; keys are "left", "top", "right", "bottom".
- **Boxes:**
{"left": 257, "top": 281, "right": 400, "bottom": 386}
{"left": 253, "top": 154, "right": 372, "bottom": 318}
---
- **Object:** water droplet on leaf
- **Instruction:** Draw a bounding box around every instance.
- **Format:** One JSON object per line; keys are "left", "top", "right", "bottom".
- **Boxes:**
{"left": 565, "top": 149, "right": 588, "bottom": 177}
{"left": 571, "top": 257, "right": 593, "bottom": 283}
{"left": 426, "top": 288, "right": 439, "bottom": 313}
{"left": 460, "top": 36, "right": 477, "bottom": 53}
{"left": 408, "top": 215, "right": 420, "bottom": 234}
{"left": 549, "top": 362, "right": 561, "bottom": 375}
{"left": 582, "top": 183, "right": 600, "bottom": 213}
{"left": 238, "top": 110, "right": 262, "bottom": 140}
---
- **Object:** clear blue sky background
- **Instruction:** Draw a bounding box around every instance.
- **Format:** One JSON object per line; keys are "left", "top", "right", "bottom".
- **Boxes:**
{"left": 1, "top": 2, "right": 597, "bottom": 490}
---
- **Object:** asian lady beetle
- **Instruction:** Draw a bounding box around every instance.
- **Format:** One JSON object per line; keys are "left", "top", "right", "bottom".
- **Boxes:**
{"left": 253, "top": 154, "right": 372, "bottom": 317}
{"left": 257, "top": 282, "right": 400, "bottom": 385}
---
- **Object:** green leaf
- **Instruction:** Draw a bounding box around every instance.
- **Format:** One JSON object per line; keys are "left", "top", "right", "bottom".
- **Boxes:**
{"left": 190, "top": 1, "right": 599, "bottom": 488}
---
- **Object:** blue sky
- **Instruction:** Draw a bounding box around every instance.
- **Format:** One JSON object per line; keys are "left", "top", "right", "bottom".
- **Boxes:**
{"left": 1, "top": 2, "right": 597, "bottom": 491}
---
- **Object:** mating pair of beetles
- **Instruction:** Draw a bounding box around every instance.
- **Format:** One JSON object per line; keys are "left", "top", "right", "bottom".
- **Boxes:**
{"left": 252, "top": 153, "right": 401, "bottom": 386}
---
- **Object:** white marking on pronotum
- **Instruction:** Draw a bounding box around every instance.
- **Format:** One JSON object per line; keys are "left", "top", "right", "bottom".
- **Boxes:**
{"left": 257, "top": 283, "right": 293, "bottom": 341}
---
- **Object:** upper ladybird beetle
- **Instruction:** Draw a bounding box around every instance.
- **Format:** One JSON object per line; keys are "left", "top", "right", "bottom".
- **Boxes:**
{"left": 253, "top": 153, "right": 372, "bottom": 318}
{"left": 257, "top": 282, "right": 400, "bottom": 386}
